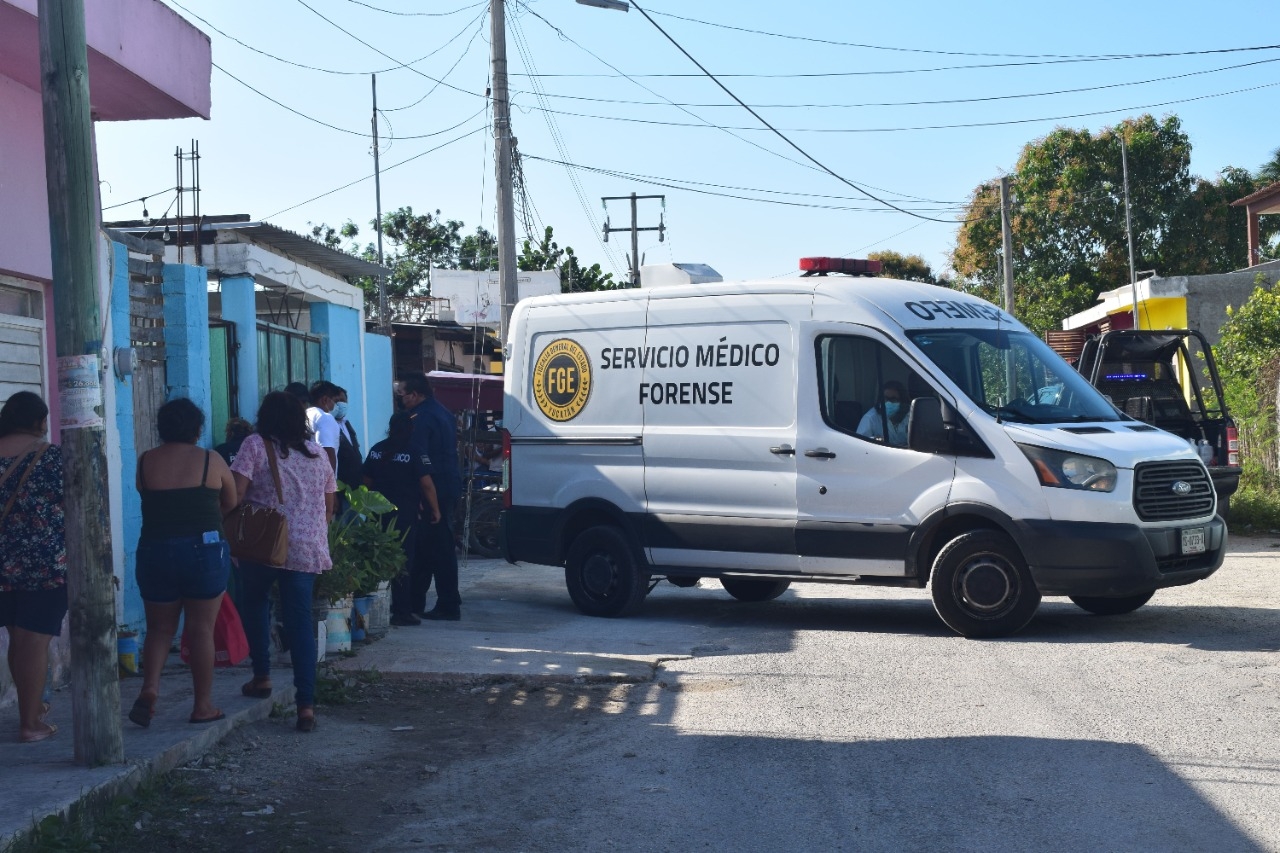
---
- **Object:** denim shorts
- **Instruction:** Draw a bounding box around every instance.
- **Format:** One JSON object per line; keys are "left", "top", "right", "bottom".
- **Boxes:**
{"left": 136, "top": 534, "right": 230, "bottom": 603}
{"left": 0, "top": 586, "right": 68, "bottom": 635}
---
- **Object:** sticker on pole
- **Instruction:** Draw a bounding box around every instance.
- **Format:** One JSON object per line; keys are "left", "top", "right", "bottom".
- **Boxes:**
{"left": 532, "top": 338, "right": 591, "bottom": 422}
{"left": 58, "top": 354, "right": 103, "bottom": 430}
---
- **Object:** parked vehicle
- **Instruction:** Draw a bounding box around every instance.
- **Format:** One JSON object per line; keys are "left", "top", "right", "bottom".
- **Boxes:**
{"left": 1072, "top": 329, "right": 1240, "bottom": 519}
{"left": 500, "top": 257, "right": 1226, "bottom": 638}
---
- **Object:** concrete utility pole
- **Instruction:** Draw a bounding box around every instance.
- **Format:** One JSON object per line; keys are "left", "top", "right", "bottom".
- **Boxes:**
{"left": 372, "top": 74, "right": 388, "bottom": 332}
{"left": 999, "top": 176, "right": 1015, "bottom": 313}
{"left": 1121, "top": 134, "right": 1140, "bottom": 330}
{"left": 38, "top": 0, "right": 124, "bottom": 766}
{"left": 601, "top": 193, "right": 665, "bottom": 287}
{"left": 491, "top": 0, "right": 518, "bottom": 343}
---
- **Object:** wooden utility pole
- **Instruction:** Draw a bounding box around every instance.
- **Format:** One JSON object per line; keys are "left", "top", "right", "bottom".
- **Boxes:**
{"left": 491, "top": 0, "right": 518, "bottom": 342}
{"left": 38, "top": 0, "right": 123, "bottom": 765}
{"left": 372, "top": 74, "right": 388, "bottom": 332}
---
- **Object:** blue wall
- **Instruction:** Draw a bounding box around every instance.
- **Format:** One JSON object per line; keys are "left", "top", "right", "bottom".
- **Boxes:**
{"left": 162, "top": 263, "right": 212, "bottom": 447}
{"left": 364, "top": 331, "right": 393, "bottom": 444}
{"left": 220, "top": 275, "right": 258, "bottom": 421}
{"left": 109, "top": 242, "right": 143, "bottom": 631}
{"left": 310, "top": 302, "right": 364, "bottom": 437}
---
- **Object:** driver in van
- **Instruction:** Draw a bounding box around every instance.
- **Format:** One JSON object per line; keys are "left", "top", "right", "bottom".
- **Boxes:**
{"left": 857, "top": 380, "right": 910, "bottom": 447}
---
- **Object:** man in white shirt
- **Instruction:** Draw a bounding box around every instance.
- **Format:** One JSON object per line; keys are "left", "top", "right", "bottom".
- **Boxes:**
{"left": 305, "top": 380, "right": 341, "bottom": 471}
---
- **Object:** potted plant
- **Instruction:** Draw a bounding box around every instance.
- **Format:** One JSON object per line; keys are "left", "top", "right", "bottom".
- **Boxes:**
{"left": 318, "top": 485, "right": 407, "bottom": 649}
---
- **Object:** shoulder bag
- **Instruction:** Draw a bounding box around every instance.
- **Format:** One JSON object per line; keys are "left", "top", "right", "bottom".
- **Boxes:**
{"left": 0, "top": 442, "right": 50, "bottom": 530}
{"left": 225, "top": 438, "right": 290, "bottom": 567}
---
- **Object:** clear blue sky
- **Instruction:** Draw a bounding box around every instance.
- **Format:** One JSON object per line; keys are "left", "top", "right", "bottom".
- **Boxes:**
{"left": 96, "top": 0, "right": 1280, "bottom": 285}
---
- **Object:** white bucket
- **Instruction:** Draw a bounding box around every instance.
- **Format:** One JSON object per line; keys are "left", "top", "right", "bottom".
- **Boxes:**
{"left": 324, "top": 596, "right": 352, "bottom": 654}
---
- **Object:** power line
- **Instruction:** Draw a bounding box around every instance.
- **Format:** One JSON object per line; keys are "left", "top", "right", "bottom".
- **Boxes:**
{"left": 263, "top": 125, "right": 488, "bottom": 220}
{"left": 510, "top": 44, "right": 1280, "bottom": 79}
{"left": 571, "top": 1, "right": 960, "bottom": 224}
{"left": 509, "top": 9, "right": 625, "bottom": 276}
{"left": 523, "top": 155, "right": 967, "bottom": 210}
{"left": 511, "top": 56, "right": 1280, "bottom": 111}
{"left": 382, "top": 11, "right": 488, "bottom": 112}
{"left": 339, "top": 0, "right": 485, "bottom": 17}
{"left": 212, "top": 62, "right": 487, "bottom": 139}
{"left": 648, "top": 10, "right": 1280, "bottom": 62}
{"left": 516, "top": 78, "right": 1280, "bottom": 134}
{"left": 169, "top": 0, "right": 486, "bottom": 80}
{"left": 292, "top": 0, "right": 485, "bottom": 100}
{"left": 101, "top": 186, "right": 176, "bottom": 212}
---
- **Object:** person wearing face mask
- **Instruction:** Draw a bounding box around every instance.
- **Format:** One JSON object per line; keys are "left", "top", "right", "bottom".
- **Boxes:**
{"left": 305, "top": 381, "right": 341, "bottom": 472}
{"left": 331, "top": 387, "right": 363, "bottom": 490}
{"left": 857, "top": 380, "right": 911, "bottom": 447}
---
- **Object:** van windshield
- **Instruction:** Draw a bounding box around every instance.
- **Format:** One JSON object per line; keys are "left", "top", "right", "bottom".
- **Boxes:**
{"left": 907, "top": 328, "right": 1123, "bottom": 424}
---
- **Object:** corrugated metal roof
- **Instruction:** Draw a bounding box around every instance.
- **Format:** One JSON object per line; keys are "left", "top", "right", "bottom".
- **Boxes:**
{"left": 104, "top": 218, "right": 391, "bottom": 280}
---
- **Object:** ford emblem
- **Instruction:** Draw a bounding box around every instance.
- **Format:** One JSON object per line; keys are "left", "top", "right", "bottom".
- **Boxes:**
{"left": 1171, "top": 480, "right": 1193, "bottom": 496}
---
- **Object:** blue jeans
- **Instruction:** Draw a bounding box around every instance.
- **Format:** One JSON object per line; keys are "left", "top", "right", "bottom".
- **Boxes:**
{"left": 238, "top": 561, "right": 317, "bottom": 707}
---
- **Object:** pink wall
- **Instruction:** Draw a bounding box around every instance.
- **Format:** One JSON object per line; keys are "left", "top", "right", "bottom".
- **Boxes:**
{"left": 0, "top": 74, "right": 53, "bottom": 283}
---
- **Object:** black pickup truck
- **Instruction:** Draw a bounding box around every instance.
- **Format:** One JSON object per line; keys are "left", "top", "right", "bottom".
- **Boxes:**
{"left": 1075, "top": 329, "right": 1240, "bottom": 518}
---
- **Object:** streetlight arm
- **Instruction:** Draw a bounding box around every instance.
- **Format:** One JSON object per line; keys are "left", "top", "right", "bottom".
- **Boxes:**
{"left": 576, "top": 0, "right": 629, "bottom": 10}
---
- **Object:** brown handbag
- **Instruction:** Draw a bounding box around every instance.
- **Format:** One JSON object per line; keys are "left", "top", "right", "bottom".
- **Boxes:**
{"left": 225, "top": 438, "right": 289, "bottom": 567}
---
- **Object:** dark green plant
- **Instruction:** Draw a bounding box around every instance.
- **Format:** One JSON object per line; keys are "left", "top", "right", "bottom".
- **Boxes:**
{"left": 315, "top": 485, "right": 406, "bottom": 603}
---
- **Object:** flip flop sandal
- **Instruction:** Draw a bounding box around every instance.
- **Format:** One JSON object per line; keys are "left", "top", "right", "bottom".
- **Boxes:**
{"left": 189, "top": 711, "right": 226, "bottom": 724}
{"left": 128, "top": 697, "right": 155, "bottom": 728}
{"left": 20, "top": 722, "right": 57, "bottom": 743}
{"left": 241, "top": 680, "right": 273, "bottom": 699}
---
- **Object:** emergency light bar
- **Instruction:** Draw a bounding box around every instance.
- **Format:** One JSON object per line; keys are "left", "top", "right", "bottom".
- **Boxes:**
{"left": 799, "top": 257, "right": 882, "bottom": 277}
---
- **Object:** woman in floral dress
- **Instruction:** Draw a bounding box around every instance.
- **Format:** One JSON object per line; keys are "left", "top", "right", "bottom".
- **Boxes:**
{"left": 0, "top": 392, "right": 65, "bottom": 744}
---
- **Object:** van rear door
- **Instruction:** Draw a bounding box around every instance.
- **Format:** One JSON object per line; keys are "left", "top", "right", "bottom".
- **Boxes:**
{"left": 795, "top": 323, "right": 956, "bottom": 576}
{"left": 639, "top": 294, "right": 806, "bottom": 573}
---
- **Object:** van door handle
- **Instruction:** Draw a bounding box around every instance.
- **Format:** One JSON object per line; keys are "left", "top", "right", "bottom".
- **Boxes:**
{"left": 804, "top": 448, "right": 837, "bottom": 459}
{"left": 770, "top": 444, "right": 796, "bottom": 456}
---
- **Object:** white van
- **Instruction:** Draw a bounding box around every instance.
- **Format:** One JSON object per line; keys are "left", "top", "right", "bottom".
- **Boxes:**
{"left": 499, "top": 258, "right": 1226, "bottom": 637}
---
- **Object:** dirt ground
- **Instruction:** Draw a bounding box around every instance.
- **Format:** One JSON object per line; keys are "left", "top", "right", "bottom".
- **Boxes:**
{"left": 93, "top": 673, "right": 639, "bottom": 853}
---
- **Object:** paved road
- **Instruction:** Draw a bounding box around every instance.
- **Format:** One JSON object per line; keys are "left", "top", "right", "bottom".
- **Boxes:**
{"left": 376, "top": 536, "right": 1280, "bottom": 852}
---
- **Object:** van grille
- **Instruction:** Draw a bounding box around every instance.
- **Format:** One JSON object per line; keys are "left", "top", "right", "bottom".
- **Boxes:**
{"left": 1133, "top": 461, "right": 1214, "bottom": 521}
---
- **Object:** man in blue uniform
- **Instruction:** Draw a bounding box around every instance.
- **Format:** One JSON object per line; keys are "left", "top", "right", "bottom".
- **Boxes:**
{"left": 398, "top": 372, "right": 463, "bottom": 620}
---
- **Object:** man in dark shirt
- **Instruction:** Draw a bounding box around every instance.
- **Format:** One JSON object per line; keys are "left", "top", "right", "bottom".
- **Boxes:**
{"left": 363, "top": 411, "right": 441, "bottom": 627}
{"left": 214, "top": 418, "right": 253, "bottom": 468}
{"left": 398, "top": 372, "right": 463, "bottom": 620}
{"left": 332, "top": 386, "right": 363, "bottom": 489}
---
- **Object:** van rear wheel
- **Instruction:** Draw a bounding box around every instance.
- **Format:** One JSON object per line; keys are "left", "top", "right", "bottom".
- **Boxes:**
{"left": 930, "top": 531, "right": 1040, "bottom": 638}
{"left": 721, "top": 577, "right": 791, "bottom": 602}
{"left": 565, "top": 526, "right": 648, "bottom": 617}
{"left": 1069, "top": 592, "right": 1154, "bottom": 615}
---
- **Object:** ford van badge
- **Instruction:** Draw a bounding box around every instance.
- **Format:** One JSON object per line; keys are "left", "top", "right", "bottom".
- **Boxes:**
{"left": 1171, "top": 481, "right": 1193, "bottom": 496}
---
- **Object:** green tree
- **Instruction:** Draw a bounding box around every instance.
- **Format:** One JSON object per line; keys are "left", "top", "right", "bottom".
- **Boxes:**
{"left": 1258, "top": 146, "right": 1280, "bottom": 185}
{"left": 518, "top": 226, "right": 617, "bottom": 292}
{"left": 950, "top": 115, "right": 1268, "bottom": 334}
{"left": 867, "top": 250, "right": 938, "bottom": 284}
{"left": 1216, "top": 275, "right": 1280, "bottom": 480}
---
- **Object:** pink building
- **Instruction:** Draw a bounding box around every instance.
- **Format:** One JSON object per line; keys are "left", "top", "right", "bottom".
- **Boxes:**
{"left": 0, "top": 0, "right": 210, "bottom": 704}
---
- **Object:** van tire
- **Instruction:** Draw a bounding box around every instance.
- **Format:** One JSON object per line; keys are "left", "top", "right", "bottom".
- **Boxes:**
{"left": 1069, "top": 592, "right": 1154, "bottom": 615}
{"left": 565, "top": 526, "right": 648, "bottom": 617}
{"left": 720, "top": 577, "right": 791, "bottom": 602}
{"left": 930, "top": 531, "right": 1040, "bottom": 638}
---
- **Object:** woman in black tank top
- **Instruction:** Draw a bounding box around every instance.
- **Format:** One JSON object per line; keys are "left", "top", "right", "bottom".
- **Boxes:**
{"left": 128, "top": 399, "right": 238, "bottom": 728}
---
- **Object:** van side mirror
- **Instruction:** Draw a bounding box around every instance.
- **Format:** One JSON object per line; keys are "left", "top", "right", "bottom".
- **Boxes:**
{"left": 908, "top": 396, "right": 951, "bottom": 454}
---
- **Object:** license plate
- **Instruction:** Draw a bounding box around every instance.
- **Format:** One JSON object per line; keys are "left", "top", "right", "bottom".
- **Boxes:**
{"left": 1181, "top": 527, "right": 1206, "bottom": 555}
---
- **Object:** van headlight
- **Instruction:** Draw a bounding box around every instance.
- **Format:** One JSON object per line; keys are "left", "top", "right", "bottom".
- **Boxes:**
{"left": 1017, "top": 444, "right": 1117, "bottom": 492}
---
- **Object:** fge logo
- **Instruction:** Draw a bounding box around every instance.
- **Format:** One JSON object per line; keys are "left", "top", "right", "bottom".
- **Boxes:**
{"left": 532, "top": 338, "right": 592, "bottom": 422}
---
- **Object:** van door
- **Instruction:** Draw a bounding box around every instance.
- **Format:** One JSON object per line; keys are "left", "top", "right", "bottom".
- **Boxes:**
{"left": 795, "top": 324, "right": 956, "bottom": 576}
{"left": 640, "top": 294, "right": 806, "bottom": 573}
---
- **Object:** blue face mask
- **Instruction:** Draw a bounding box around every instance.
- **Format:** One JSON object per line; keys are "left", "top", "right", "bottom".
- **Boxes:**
{"left": 884, "top": 401, "right": 902, "bottom": 418}
{"left": 331, "top": 402, "right": 348, "bottom": 421}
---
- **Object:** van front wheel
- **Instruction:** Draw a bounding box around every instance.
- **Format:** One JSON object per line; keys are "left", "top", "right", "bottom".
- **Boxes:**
{"left": 930, "top": 531, "right": 1040, "bottom": 638}
{"left": 721, "top": 577, "right": 791, "bottom": 602}
{"left": 565, "top": 526, "right": 648, "bottom": 618}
